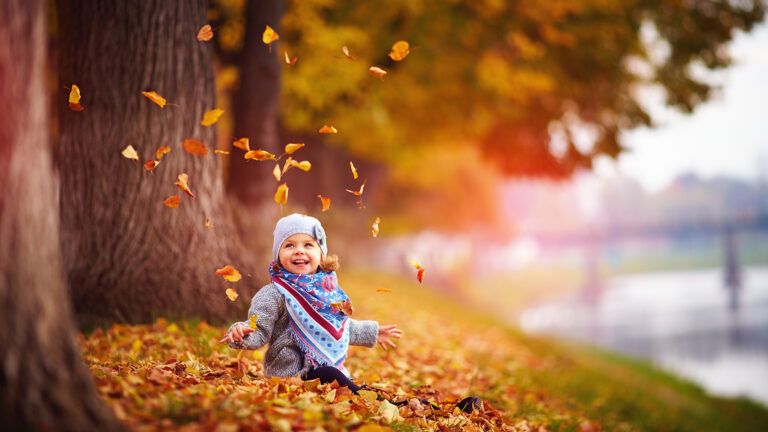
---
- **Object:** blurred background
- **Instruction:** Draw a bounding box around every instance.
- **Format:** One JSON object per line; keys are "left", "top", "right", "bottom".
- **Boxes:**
{"left": 195, "top": 0, "right": 768, "bottom": 406}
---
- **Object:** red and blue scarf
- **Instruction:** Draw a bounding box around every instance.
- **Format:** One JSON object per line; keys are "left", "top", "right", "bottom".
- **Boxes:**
{"left": 269, "top": 262, "right": 352, "bottom": 375}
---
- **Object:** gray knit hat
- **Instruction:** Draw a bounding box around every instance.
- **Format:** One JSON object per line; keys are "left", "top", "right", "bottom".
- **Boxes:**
{"left": 272, "top": 213, "right": 328, "bottom": 260}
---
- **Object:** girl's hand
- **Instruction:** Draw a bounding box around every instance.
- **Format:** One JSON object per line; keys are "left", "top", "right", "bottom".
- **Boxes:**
{"left": 377, "top": 324, "right": 403, "bottom": 350}
{"left": 219, "top": 323, "right": 254, "bottom": 344}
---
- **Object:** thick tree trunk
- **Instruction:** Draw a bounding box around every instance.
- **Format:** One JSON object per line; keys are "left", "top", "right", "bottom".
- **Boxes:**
{"left": 57, "top": 0, "right": 252, "bottom": 326}
{"left": 229, "top": 0, "right": 283, "bottom": 204}
{"left": 0, "top": 0, "right": 123, "bottom": 429}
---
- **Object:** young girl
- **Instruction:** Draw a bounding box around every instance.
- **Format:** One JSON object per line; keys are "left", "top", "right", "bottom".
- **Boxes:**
{"left": 220, "top": 213, "right": 403, "bottom": 393}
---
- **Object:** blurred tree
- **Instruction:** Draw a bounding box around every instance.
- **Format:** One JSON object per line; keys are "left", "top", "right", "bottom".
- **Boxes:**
{"left": 0, "top": 0, "right": 122, "bottom": 429}
{"left": 57, "top": 0, "right": 252, "bottom": 326}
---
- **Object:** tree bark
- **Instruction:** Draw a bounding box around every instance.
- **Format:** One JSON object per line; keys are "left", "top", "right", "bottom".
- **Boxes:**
{"left": 57, "top": 0, "right": 252, "bottom": 326}
{"left": 0, "top": 0, "right": 123, "bottom": 429}
{"left": 229, "top": 0, "right": 283, "bottom": 204}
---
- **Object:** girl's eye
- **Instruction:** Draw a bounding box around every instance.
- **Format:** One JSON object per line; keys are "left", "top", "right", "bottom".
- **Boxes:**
{"left": 304, "top": 243, "right": 314, "bottom": 248}
{"left": 283, "top": 244, "right": 294, "bottom": 249}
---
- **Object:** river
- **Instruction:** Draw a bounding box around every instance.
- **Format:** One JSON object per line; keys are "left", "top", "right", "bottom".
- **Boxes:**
{"left": 518, "top": 265, "right": 768, "bottom": 406}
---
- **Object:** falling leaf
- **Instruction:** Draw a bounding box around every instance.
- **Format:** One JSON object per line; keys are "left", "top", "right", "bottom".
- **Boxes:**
{"left": 330, "top": 300, "right": 354, "bottom": 316}
{"left": 163, "top": 195, "right": 181, "bottom": 208}
{"left": 263, "top": 25, "right": 279, "bottom": 44}
{"left": 248, "top": 314, "right": 259, "bottom": 329}
{"left": 215, "top": 265, "right": 242, "bottom": 282}
{"left": 121, "top": 145, "right": 139, "bottom": 161}
{"left": 204, "top": 217, "right": 213, "bottom": 229}
{"left": 274, "top": 183, "right": 288, "bottom": 204}
{"left": 182, "top": 138, "right": 209, "bottom": 156}
{"left": 214, "top": 149, "right": 230, "bottom": 155}
{"left": 68, "top": 84, "right": 84, "bottom": 111}
{"left": 341, "top": 46, "right": 356, "bottom": 60}
{"left": 376, "top": 287, "right": 391, "bottom": 293}
{"left": 388, "top": 41, "right": 410, "bottom": 61}
{"left": 197, "top": 24, "right": 213, "bottom": 41}
{"left": 201, "top": 108, "right": 225, "bottom": 126}
{"left": 292, "top": 160, "right": 311, "bottom": 172}
{"left": 350, "top": 161, "right": 358, "bottom": 179}
{"left": 155, "top": 145, "right": 171, "bottom": 160}
{"left": 409, "top": 259, "right": 422, "bottom": 270}
{"left": 233, "top": 138, "right": 250, "bottom": 152}
{"left": 318, "top": 195, "right": 331, "bottom": 212}
{"left": 369, "top": 66, "right": 387, "bottom": 79}
{"left": 417, "top": 268, "right": 426, "bottom": 284}
{"left": 272, "top": 164, "right": 281, "bottom": 181}
{"left": 284, "top": 51, "right": 298, "bottom": 65}
{"left": 143, "top": 160, "right": 159, "bottom": 171}
{"left": 319, "top": 125, "right": 337, "bottom": 134}
{"left": 141, "top": 91, "right": 167, "bottom": 108}
{"left": 284, "top": 143, "right": 304, "bottom": 154}
{"left": 371, "top": 217, "right": 381, "bottom": 238}
{"left": 345, "top": 180, "right": 366, "bottom": 197}
{"left": 225, "top": 288, "right": 238, "bottom": 301}
{"left": 174, "top": 173, "right": 194, "bottom": 198}
{"left": 244, "top": 149, "right": 276, "bottom": 161}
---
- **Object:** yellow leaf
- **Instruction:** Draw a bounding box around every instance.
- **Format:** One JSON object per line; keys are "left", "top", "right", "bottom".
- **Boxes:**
{"left": 244, "top": 149, "right": 276, "bottom": 161}
{"left": 272, "top": 164, "right": 281, "bottom": 181}
{"left": 376, "top": 287, "right": 391, "bottom": 293}
{"left": 233, "top": 138, "right": 250, "bottom": 152}
{"left": 182, "top": 138, "right": 209, "bottom": 156}
{"left": 284, "top": 51, "right": 298, "bottom": 65}
{"left": 388, "top": 40, "right": 410, "bottom": 61}
{"left": 341, "top": 46, "right": 355, "bottom": 60}
{"left": 141, "top": 91, "right": 167, "bottom": 108}
{"left": 225, "top": 288, "right": 238, "bottom": 301}
{"left": 368, "top": 66, "right": 387, "bottom": 79}
{"left": 358, "top": 389, "right": 378, "bottom": 403}
{"left": 155, "top": 145, "right": 171, "bottom": 160}
{"left": 163, "top": 195, "right": 181, "bottom": 208}
{"left": 248, "top": 314, "right": 259, "bottom": 329}
{"left": 214, "top": 149, "right": 229, "bottom": 155}
{"left": 121, "top": 145, "right": 139, "bottom": 161}
{"left": 377, "top": 400, "right": 404, "bottom": 424}
{"left": 350, "top": 161, "right": 358, "bottom": 179}
{"left": 293, "top": 160, "right": 311, "bottom": 172}
{"left": 197, "top": 24, "right": 213, "bottom": 42}
{"left": 200, "top": 108, "right": 225, "bottom": 126}
{"left": 68, "top": 84, "right": 84, "bottom": 111}
{"left": 371, "top": 217, "right": 380, "bottom": 238}
{"left": 204, "top": 217, "right": 213, "bottom": 229}
{"left": 317, "top": 195, "right": 331, "bottom": 212}
{"left": 318, "top": 125, "right": 337, "bottom": 134}
{"left": 284, "top": 143, "right": 304, "bottom": 154}
{"left": 345, "top": 180, "right": 366, "bottom": 197}
{"left": 174, "top": 173, "right": 194, "bottom": 197}
{"left": 263, "top": 25, "right": 279, "bottom": 44}
{"left": 274, "top": 183, "right": 288, "bottom": 204}
{"left": 215, "top": 265, "right": 242, "bottom": 282}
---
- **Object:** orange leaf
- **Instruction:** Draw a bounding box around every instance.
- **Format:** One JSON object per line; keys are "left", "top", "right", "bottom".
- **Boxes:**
{"left": 371, "top": 217, "right": 381, "bottom": 238}
{"left": 274, "top": 183, "right": 288, "bottom": 205}
{"left": 388, "top": 41, "right": 410, "bottom": 61}
{"left": 345, "top": 180, "right": 366, "bottom": 197}
{"left": 317, "top": 195, "right": 331, "bottom": 212}
{"left": 341, "top": 46, "right": 356, "bottom": 60}
{"left": 68, "top": 84, "right": 84, "bottom": 111}
{"left": 182, "top": 138, "right": 209, "bottom": 156}
{"left": 214, "top": 149, "right": 230, "bottom": 155}
{"left": 155, "top": 145, "right": 171, "bottom": 160}
{"left": 121, "top": 145, "right": 139, "bottom": 161}
{"left": 225, "top": 288, "right": 238, "bottom": 301}
{"left": 204, "top": 217, "right": 213, "bottom": 229}
{"left": 318, "top": 125, "right": 337, "bottom": 134}
{"left": 197, "top": 24, "right": 213, "bottom": 42}
{"left": 376, "top": 287, "right": 391, "bottom": 293}
{"left": 417, "top": 268, "right": 426, "bottom": 284}
{"left": 201, "top": 108, "right": 225, "bottom": 126}
{"left": 163, "top": 195, "right": 181, "bottom": 208}
{"left": 350, "top": 161, "right": 358, "bottom": 179}
{"left": 284, "top": 143, "right": 304, "bottom": 154}
{"left": 272, "top": 164, "right": 281, "bottom": 181}
{"left": 244, "top": 149, "right": 276, "bottom": 161}
{"left": 143, "top": 160, "right": 159, "bottom": 171}
{"left": 330, "top": 300, "right": 354, "bottom": 316}
{"left": 369, "top": 66, "right": 387, "bottom": 79}
{"left": 233, "top": 138, "right": 250, "bottom": 152}
{"left": 174, "top": 173, "right": 194, "bottom": 197}
{"left": 284, "top": 51, "right": 298, "bottom": 65}
{"left": 263, "top": 25, "right": 279, "bottom": 44}
{"left": 141, "top": 91, "right": 167, "bottom": 108}
{"left": 215, "top": 265, "right": 242, "bottom": 282}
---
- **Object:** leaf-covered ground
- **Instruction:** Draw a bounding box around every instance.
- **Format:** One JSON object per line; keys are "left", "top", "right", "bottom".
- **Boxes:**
{"left": 82, "top": 271, "right": 768, "bottom": 431}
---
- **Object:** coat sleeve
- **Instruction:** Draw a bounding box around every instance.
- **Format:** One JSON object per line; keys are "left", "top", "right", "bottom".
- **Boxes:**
{"left": 227, "top": 284, "right": 283, "bottom": 350}
{"left": 348, "top": 318, "right": 379, "bottom": 347}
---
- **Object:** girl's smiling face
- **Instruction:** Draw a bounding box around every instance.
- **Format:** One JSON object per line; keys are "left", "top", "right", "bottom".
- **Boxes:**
{"left": 278, "top": 233, "right": 322, "bottom": 274}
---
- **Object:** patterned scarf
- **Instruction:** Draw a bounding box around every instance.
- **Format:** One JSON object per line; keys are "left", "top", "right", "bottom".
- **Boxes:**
{"left": 269, "top": 262, "right": 352, "bottom": 374}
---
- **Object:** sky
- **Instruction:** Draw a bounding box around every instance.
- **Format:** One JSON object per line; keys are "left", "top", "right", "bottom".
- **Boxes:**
{"left": 594, "top": 22, "right": 768, "bottom": 193}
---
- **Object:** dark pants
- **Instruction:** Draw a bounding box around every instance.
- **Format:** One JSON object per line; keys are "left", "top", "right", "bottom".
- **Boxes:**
{"left": 301, "top": 366, "right": 362, "bottom": 393}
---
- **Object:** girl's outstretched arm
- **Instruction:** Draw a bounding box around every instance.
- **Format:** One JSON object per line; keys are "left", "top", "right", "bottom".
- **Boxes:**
{"left": 219, "top": 284, "right": 282, "bottom": 349}
{"left": 377, "top": 324, "right": 403, "bottom": 350}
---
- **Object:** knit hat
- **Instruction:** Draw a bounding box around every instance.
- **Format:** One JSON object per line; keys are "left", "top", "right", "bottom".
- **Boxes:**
{"left": 272, "top": 213, "right": 328, "bottom": 260}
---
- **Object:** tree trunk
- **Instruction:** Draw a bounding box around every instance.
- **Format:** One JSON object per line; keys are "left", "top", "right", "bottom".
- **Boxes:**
{"left": 229, "top": 0, "right": 283, "bottom": 204}
{"left": 57, "top": 0, "right": 252, "bottom": 326}
{"left": 0, "top": 0, "right": 123, "bottom": 429}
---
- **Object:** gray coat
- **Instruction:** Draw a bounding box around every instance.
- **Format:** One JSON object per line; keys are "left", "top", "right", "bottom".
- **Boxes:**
{"left": 228, "top": 283, "right": 379, "bottom": 378}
